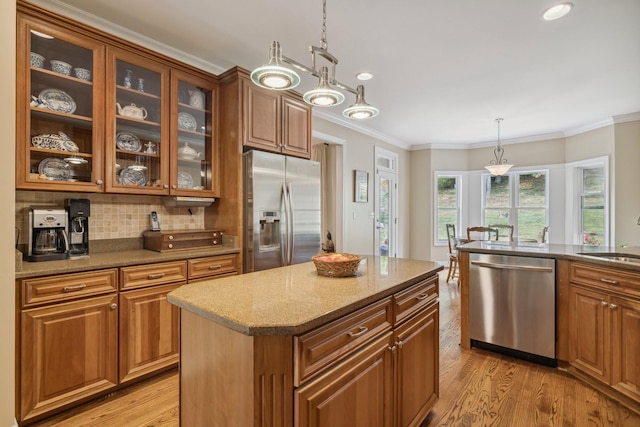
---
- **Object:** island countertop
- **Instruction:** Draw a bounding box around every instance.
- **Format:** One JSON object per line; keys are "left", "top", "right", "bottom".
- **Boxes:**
{"left": 167, "top": 256, "right": 443, "bottom": 336}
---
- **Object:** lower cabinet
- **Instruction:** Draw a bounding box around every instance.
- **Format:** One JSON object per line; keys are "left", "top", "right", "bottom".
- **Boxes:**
{"left": 119, "top": 283, "right": 181, "bottom": 383}
{"left": 568, "top": 262, "right": 640, "bottom": 404}
{"left": 19, "top": 294, "right": 119, "bottom": 421}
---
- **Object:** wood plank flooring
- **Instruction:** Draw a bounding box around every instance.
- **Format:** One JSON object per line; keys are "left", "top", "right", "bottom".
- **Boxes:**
{"left": 30, "top": 270, "right": 640, "bottom": 427}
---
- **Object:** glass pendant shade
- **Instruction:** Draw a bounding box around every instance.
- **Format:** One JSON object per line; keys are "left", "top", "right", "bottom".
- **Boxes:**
{"left": 303, "top": 66, "right": 345, "bottom": 106}
{"left": 485, "top": 118, "right": 513, "bottom": 176}
{"left": 250, "top": 41, "right": 300, "bottom": 90}
{"left": 485, "top": 163, "right": 513, "bottom": 176}
{"left": 343, "top": 85, "right": 379, "bottom": 119}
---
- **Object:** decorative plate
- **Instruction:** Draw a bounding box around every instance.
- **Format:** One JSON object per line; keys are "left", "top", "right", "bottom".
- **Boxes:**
{"left": 38, "top": 88, "right": 76, "bottom": 114}
{"left": 177, "top": 112, "right": 197, "bottom": 131}
{"left": 177, "top": 171, "right": 194, "bottom": 189}
{"left": 38, "top": 157, "right": 71, "bottom": 180}
{"left": 120, "top": 166, "right": 146, "bottom": 186}
{"left": 31, "top": 131, "right": 79, "bottom": 152}
{"left": 116, "top": 132, "right": 142, "bottom": 152}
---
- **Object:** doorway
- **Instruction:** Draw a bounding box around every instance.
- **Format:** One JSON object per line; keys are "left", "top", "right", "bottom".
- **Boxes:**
{"left": 375, "top": 147, "right": 398, "bottom": 257}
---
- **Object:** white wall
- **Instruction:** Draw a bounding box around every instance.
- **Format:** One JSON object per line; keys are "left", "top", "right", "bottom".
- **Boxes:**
{"left": 312, "top": 118, "right": 411, "bottom": 257}
{"left": 2, "top": 1, "right": 16, "bottom": 425}
{"left": 613, "top": 120, "right": 640, "bottom": 245}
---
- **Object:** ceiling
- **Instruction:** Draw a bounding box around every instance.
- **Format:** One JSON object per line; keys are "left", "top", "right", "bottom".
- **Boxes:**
{"left": 30, "top": 0, "right": 640, "bottom": 149}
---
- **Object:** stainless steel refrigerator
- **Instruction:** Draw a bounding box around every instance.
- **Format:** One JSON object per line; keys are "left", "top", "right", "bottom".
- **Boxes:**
{"left": 243, "top": 150, "right": 321, "bottom": 272}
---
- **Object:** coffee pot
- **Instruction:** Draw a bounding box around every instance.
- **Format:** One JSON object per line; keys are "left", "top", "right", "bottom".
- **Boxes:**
{"left": 26, "top": 208, "right": 69, "bottom": 262}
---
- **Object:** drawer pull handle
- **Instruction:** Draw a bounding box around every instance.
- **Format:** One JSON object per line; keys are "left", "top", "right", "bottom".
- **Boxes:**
{"left": 63, "top": 284, "right": 87, "bottom": 292}
{"left": 147, "top": 273, "right": 166, "bottom": 280}
{"left": 347, "top": 326, "right": 369, "bottom": 338}
{"left": 416, "top": 293, "right": 430, "bottom": 300}
{"left": 208, "top": 265, "right": 222, "bottom": 270}
{"left": 600, "top": 278, "right": 619, "bottom": 285}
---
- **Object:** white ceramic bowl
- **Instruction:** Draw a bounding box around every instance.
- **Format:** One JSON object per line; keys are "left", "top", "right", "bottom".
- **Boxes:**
{"left": 30, "top": 52, "right": 44, "bottom": 68}
{"left": 74, "top": 68, "right": 91, "bottom": 81}
{"left": 50, "top": 60, "right": 72, "bottom": 76}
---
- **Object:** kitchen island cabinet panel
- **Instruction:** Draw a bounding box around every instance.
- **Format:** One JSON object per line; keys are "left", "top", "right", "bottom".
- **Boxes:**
{"left": 610, "top": 294, "right": 640, "bottom": 402}
{"left": 119, "top": 283, "right": 181, "bottom": 383}
{"left": 19, "top": 294, "right": 118, "bottom": 422}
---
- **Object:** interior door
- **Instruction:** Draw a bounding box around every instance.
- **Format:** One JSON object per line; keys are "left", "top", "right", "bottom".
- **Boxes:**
{"left": 375, "top": 169, "right": 395, "bottom": 256}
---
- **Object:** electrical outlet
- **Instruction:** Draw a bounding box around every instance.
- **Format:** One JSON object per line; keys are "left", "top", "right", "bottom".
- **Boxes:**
{"left": 353, "top": 212, "right": 357, "bottom": 220}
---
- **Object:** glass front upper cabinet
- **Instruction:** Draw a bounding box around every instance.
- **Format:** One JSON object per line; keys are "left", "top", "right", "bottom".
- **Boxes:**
{"left": 17, "top": 14, "right": 105, "bottom": 191}
{"left": 171, "top": 70, "right": 218, "bottom": 197}
{"left": 105, "top": 48, "right": 169, "bottom": 195}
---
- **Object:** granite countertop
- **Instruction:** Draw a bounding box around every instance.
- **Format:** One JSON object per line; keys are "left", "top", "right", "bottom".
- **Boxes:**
{"left": 15, "top": 246, "right": 241, "bottom": 279}
{"left": 457, "top": 240, "right": 640, "bottom": 272}
{"left": 167, "top": 256, "right": 443, "bottom": 337}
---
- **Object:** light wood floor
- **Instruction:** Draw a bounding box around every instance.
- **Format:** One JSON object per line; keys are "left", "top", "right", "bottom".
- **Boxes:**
{"left": 30, "top": 270, "right": 640, "bottom": 427}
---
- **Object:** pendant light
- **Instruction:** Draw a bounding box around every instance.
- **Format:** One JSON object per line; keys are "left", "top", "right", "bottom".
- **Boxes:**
{"left": 250, "top": 41, "right": 300, "bottom": 90}
{"left": 343, "top": 85, "right": 379, "bottom": 119}
{"left": 484, "top": 118, "right": 513, "bottom": 176}
{"left": 250, "top": 0, "right": 378, "bottom": 118}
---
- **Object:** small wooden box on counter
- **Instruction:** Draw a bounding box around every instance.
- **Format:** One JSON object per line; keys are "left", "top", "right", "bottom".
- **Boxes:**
{"left": 143, "top": 229, "right": 223, "bottom": 252}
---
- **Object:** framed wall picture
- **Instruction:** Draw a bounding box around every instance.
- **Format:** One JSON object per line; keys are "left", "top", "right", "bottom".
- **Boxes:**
{"left": 354, "top": 170, "right": 368, "bottom": 203}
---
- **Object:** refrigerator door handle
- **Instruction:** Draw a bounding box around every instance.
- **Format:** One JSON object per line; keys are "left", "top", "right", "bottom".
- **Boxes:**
{"left": 287, "top": 182, "right": 295, "bottom": 265}
{"left": 282, "top": 182, "right": 290, "bottom": 265}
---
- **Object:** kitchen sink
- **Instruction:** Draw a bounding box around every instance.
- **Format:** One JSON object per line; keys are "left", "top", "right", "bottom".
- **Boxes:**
{"left": 578, "top": 252, "right": 640, "bottom": 263}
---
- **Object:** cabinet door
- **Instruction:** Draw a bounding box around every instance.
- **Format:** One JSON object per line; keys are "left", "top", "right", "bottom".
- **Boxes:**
{"left": 610, "top": 294, "right": 640, "bottom": 401}
{"left": 19, "top": 294, "right": 118, "bottom": 422}
{"left": 244, "top": 84, "right": 280, "bottom": 151}
{"left": 119, "top": 283, "right": 181, "bottom": 383}
{"left": 568, "top": 284, "right": 609, "bottom": 382}
{"left": 17, "top": 14, "right": 105, "bottom": 192}
{"left": 105, "top": 47, "right": 170, "bottom": 194}
{"left": 295, "top": 332, "right": 394, "bottom": 427}
{"left": 170, "top": 70, "right": 218, "bottom": 196}
{"left": 395, "top": 302, "right": 439, "bottom": 427}
{"left": 281, "top": 96, "right": 311, "bottom": 158}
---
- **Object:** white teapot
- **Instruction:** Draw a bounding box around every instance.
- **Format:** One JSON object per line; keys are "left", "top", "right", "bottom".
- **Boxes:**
{"left": 116, "top": 103, "right": 148, "bottom": 120}
{"left": 177, "top": 143, "right": 201, "bottom": 160}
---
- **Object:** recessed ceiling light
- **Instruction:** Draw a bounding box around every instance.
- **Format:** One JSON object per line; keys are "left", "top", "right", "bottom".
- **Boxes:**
{"left": 356, "top": 72, "right": 373, "bottom": 81}
{"left": 542, "top": 3, "right": 573, "bottom": 21}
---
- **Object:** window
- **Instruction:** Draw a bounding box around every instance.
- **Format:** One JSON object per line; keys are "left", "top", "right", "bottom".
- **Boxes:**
{"left": 435, "top": 174, "right": 461, "bottom": 243}
{"left": 580, "top": 166, "right": 606, "bottom": 245}
{"left": 482, "top": 171, "right": 548, "bottom": 241}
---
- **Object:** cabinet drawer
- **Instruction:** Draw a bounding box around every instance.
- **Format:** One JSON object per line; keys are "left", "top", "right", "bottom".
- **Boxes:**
{"left": 393, "top": 276, "right": 439, "bottom": 325}
{"left": 22, "top": 269, "right": 118, "bottom": 308}
{"left": 570, "top": 263, "right": 640, "bottom": 298}
{"left": 294, "top": 297, "right": 393, "bottom": 386}
{"left": 188, "top": 254, "right": 238, "bottom": 281}
{"left": 120, "top": 261, "right": 187, "bottom": 290}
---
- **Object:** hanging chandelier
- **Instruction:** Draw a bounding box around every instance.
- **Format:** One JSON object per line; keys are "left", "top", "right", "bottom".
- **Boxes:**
{"left": 250, "top": 0, "right": 379, "bottom": 119}
{"left": 484, "top": 118, "right": 513, "bottom": 176}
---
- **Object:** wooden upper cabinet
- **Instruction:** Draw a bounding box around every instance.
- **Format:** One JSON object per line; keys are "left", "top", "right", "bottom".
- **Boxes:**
{"left": 104, "top": 47, "right": 170, "bottom": 195}
{"left": 16, "top": 12, "right": 106, "bottom": 192}
{"left": 281, "top": 96, "right": 312, "bottom": 158}
{"left": 244, "top": 84, "right": 281, "bottom": 151}
{"left": 171, "top": 69, "right": 219, "bottom": 197}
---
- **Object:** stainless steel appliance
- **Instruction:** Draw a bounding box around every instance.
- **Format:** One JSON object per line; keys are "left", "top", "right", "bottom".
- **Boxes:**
{"left": 65, "top": 198, "right": 90, "bottom": 258}
{"left": 27, "top": 207, "right": 69, "bottom": 262}
{"left": 244, "top": 150, "right": 321, "bottom": 272}
{"left": 469, "top": 253, "right": 556, "bottom": 365}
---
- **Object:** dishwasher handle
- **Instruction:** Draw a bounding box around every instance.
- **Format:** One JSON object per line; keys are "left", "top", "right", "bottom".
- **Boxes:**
{"left": 471, "top": 260, "right": 553, "bottom": 273}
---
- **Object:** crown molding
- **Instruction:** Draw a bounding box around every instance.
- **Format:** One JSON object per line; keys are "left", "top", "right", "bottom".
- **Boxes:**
{"left": 563, "top": 117, "right": 614, "bottom": 137}
{"left": 26, "top": 0, "right": 227, "bottom": 75}
{"left": 612, "top": 111, "right": 640, "bottom": 124}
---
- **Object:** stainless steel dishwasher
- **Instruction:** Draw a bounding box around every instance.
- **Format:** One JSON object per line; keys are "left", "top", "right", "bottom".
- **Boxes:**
{"left": 469, "top": 253, "right": 556, "bottom": 365}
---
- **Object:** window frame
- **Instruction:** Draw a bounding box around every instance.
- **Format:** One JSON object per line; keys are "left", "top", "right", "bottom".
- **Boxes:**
{"left": 481, "top": 169, "right": 549, "bottom": 241}
{"left": 434, "top": 172, "right": 462, "bottom": 246}
{"left": 572, "top": 158, "right": 609, "bottom": 246}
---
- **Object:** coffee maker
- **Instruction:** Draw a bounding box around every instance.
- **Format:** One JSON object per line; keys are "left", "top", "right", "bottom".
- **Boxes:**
{"left": 26, "top": 207, "right": 69, "bottom": 262}
{"left": 65, "top": 198, "right": 90, "bottom": 258}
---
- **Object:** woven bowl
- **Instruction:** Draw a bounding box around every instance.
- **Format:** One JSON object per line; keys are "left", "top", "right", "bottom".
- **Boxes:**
{"left": 312, "top": 253, "right": 362, "bottom": 277}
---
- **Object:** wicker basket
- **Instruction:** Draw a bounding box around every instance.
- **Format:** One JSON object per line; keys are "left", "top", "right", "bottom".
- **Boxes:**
{"left": 312, "top": 253, "right": 363, "bottom": 277}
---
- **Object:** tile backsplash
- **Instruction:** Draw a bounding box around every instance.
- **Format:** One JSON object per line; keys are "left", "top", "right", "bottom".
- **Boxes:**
{"left": 15, "top": 191, "right": 205, "bottom": 245}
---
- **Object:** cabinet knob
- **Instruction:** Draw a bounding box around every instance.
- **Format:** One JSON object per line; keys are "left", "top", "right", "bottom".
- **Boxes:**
{"left": 97, "top": 179, "right": 103, "bottom": 185}
{"left": 396, "top": 340, "right": 404, "bottom": 349}
{"left": 609, "top": 303, "right": 618, "bottom": 310}
{"left": 110, "top": 303, "right": 117, "bottom": 310}
{"left": 169, "top": 235, "right": 174, "bottom": 240}
{"left": 164, "top": 184, "right": 169, "bottom": 189}
{"left": 600, "top": 300, "right": 608, "bottom": 306}
{"left": 388, "top": 345, "right": 397, "bottom": 353}
{"left": 172, "top": 185, "right": 177, "bottom": 189}
{"left": 168, "top": 243, "right": 173, "bottom": 249}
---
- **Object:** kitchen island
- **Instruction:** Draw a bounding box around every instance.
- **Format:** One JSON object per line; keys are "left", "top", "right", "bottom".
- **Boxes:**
{"left": 167, "top": 256, "right": 443, "bottom": 426}
{"left": 457, "top": 241, "right": 640, "bottom": 413}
